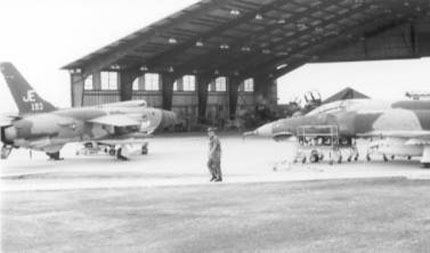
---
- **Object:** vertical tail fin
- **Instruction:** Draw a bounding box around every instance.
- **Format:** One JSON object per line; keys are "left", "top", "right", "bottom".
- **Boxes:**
{"left": 0, "top": 62, "right": 56, "bottom": 114}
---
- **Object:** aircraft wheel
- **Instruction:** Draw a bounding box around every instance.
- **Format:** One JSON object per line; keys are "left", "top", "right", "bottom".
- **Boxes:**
{"left": 310, "top": 150, "right": 319, "bottom": 163}
{"left": 354, "top": 155, "right": 359, "bottom": 161}
{"left": 347, "top": 156, "right": 352, "bottom": 162}
{"left": 116, "top": 148, "right": 128, "bottom": 161}
{"left": 391, "top": 155, "right": 395, "bottom": 160}
{"left": 329, "top": 160, "right": 333, "bottom": 166}
{"left": 46, "top": 151, "right": 63, "bottom": 161}
{"left": 421, "top": 163, "right": 430, "bottom": 169}
{"left": 407, "top": 156, "right": 412, "bottom": 160}
{"left": 383, "top": 155, "right": 388, "bottom": 162}
{"left": 109, "top": 148, "right": 116, "bottom": 156}
{"left": 337, "top": 155, "right": 342, "bottom": 164}
{"left": 301, "top": 157, "right": 307, "bottom": 164}
{"left": 141, "top": 144, "right": 148, "bottom": 155}
{"left": 366, "top": 154, "right": 371, "bottom": 161}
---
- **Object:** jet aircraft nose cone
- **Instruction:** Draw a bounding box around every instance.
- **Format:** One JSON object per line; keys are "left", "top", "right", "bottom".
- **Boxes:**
{"left": 254, "top": 122, "right": 274, "bottom": 137}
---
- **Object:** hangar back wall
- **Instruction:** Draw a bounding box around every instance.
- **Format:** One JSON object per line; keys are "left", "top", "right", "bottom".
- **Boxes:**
{"left": 70, "top": 71, "right": 277, "bottom": 128}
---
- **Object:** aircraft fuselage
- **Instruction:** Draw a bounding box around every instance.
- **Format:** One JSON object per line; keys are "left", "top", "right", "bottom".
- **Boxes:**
{"left": 1, "top": 105, "right": 176, "bottom": 153}
{"left": 248, "top": 99, "right": 430, "bottom": 166}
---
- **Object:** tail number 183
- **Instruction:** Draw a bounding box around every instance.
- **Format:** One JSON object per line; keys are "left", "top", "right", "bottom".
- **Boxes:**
{"left": 31, "top": 103, "right": 44, "bottom": 111}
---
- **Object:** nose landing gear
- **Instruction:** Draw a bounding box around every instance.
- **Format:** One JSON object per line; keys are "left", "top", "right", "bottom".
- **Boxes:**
{"left": 1, "top": 145, "right": 13, "bottom": 160}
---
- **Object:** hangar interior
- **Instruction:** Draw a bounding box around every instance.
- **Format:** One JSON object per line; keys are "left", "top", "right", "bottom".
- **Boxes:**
{"left": 63, "top": 0, "right": 430, "bottom": 130}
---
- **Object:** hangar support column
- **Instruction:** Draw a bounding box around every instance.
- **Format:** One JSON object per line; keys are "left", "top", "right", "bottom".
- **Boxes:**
{"left": 161, "top": 73, "right": 179, "bottom": 110}
{"left": 228, "top": 76, "right": 241, "bottom": 120}
{"left": 119, "top": 69, "right": 141, "bottom": 101}
{"left": 196, "top": 74, "right": 212, "bottom": 123}
{"left": 70, "top": 72, "right": 84, "bottom": 107}
{"left": 254, "top": 76, "right": 278, "bottom": 107}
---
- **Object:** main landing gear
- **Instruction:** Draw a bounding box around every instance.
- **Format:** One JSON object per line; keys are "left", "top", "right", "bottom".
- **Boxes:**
{"left": 1, "top": 145, "right": 13, "bottom": 160}
{"left": 108, "top": 144, "right": 149, "bottom": 161}
{"left": 116, "top": 148, "right": 128, "bottom": 161}
{"left": 141, "top": 143, "right": 148, "bottom": 155}
{"left": 46, "top": 151, "right": 63, "bottom": 161}
{"left": 421, "top": 163, "right": 430, "bottom": 169}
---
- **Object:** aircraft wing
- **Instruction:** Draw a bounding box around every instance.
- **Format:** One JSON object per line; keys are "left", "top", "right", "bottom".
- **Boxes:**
{"left": 358, "top": 130, "right": 430, "bottom": 139}
{"left": 88, "top": 114, "right": 140, "bottom": 127}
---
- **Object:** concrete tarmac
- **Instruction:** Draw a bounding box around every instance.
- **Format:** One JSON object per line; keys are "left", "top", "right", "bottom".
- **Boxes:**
{"left": 1, "top": 133, "right": 430, "bottom": 252}
{"left": 1, "top": 133, "right": 430, "bottom": 191}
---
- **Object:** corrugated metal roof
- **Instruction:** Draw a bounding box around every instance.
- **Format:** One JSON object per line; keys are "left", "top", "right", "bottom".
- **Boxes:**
{"left": 63, "top": 0, "right": 430, "bottom": 79}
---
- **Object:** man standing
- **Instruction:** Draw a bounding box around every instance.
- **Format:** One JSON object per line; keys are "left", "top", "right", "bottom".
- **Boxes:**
{"left": 207, "top": 127, "right": 222, "bottom": 182}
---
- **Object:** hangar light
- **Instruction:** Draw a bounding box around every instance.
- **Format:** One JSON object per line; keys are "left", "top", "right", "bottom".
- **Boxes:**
{"left": 140, "top": 66, "right": 149, "bottom": 71}
{"left": 69, "top": 68, "right": 81, "bottom": 74}
{"left": 296, "top": 23, "right": 308, "bottom": 30}
{"left": 168, "top": 38, "right": 178, "bottom": 44}
{"left": 276, "top": 63, "right": 288, "bottom": 70}
{"left": 111, "top": 64, "right": 121, "bottom": 70}
{"left": 241, "top": 46, "right": 251, "bottom": 52}
{"left": 277, "top": 19, "right": 286, "bottom": 24}
{"left": 220, "top": 44, "right": 230, "bottom": 50}
{"left": 255, "top": 14, "right": 263, "bottom": 20}
{"left": 230, "top": 9, "right": 240, "bottom": 16}
{"left": 195, "top": 41, "right": 204, "bottom": 47}
{"left": 214, "top": 69, "right": 220, "bottom": 75}
{"left": 168, "top": 66, "right": 174, "bottom": 72}
{"left": 262, "top": 49, "right": 271, "bottom": 54}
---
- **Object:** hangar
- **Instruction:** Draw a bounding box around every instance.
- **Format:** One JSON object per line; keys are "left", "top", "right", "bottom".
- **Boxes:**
{"left": 62, "top": 0, "right": 430, "bottom": 128}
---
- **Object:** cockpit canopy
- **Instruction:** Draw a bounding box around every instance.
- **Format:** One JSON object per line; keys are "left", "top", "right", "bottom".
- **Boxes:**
{"left": 306, "top": 99, "right": 376, "bottom": 116}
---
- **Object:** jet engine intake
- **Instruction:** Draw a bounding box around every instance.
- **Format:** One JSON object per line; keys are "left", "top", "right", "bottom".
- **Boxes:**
{"left": 1, "top": 125, "right": 14, "bottom": 145}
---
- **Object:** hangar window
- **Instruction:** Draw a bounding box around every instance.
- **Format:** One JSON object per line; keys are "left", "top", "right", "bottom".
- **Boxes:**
{"left": 183, "top": 75, "right": 195, "bottom": 91}
{"left": 215, "top": 77, "right": 227, "bottom": 92}
{"left": 173, "top": 81, "right": 178, "bottom": 91}
{"left": 208, "top": 82, "right": 215, "bottom": 92}
{"left": 132, "top": 76, "right": 145, "bottom": 91}
{"left": 84, "top": 75, "right": 93, "bottom": 90}
{"left": 101, "top": 72, "right": 118, "bottom": 90}
{"left": 144, "top": 73, "right": 160, "bottom": 91}
{"left": 132, "top": 78, "right": 139, "bottom": 91}
{"left": 243, "top": 78, "right": 254, "bottom": 92}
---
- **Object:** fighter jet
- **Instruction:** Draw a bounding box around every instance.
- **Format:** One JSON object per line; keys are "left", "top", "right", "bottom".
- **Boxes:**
{"left": 245, "top": 99, "right": 430, "bottom": 167}
{"left": 0, "top": 62, "right": 177, "bottom": 160}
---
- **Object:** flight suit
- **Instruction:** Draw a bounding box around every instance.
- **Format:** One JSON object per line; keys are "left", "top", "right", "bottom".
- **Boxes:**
{"left": 208, "top": 135, "right": 222, "bottom": 181}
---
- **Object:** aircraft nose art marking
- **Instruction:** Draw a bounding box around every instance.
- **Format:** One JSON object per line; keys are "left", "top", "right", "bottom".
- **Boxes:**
{"left": 373, "top": 109, "right": 422, "bottom": 131}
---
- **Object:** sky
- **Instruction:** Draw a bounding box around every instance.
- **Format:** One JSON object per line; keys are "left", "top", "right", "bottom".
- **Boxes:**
{"left": 0, "top": 0, "right": 429, "bottom": 113}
